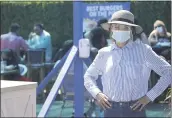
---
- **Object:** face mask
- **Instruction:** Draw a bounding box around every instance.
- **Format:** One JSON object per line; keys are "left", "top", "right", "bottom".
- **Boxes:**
{"left": 111, "top": 30, "right": 131, "bottom": 43}
{"left": 156, "top": 26, "right": 163, "bottom": 33}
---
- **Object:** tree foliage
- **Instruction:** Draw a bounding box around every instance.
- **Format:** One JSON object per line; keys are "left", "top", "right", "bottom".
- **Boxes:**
{"left": 1, "top": 1, "right": 73, "bottom": 50}
{"left": 131, "top": 1, "right": 171, "bottom": 35}
{"left": 1, "top": 1, "right": 171, "bottom": 50}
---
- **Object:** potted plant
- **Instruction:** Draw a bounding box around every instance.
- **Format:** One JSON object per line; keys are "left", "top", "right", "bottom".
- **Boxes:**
{"left": 165, "top": 88, "right": 171, "bottom": 117}
{"left": 165, "top": 88, "right": 171, "bottom": 102}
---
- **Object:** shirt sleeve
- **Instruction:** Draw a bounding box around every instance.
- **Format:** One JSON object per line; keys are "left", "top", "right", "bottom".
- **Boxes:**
{"left": 27, "top": 37, "right": 36, "bottom": 48}
{"left": 84, "top": 50, "right": 105, "bottom": 98}
{"left": 145, "top": 46, "right": 172, "bottom": 101}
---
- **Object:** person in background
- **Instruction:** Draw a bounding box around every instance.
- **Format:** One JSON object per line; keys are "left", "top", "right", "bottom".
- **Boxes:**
{"left": 148, "top": 20, "right": 171, "bottom": 46}
{"left": 83, "top": 19, "right": 97, "bottom": 39}
{"left": 1, "top": 49, "right": 30, "bottom": 81}
{"left": 0, "top": 23, "right": 29, "bottom": 62}
{"left": 53, "top": 40, "right": 73, "bottom": 62}
{"left": 86, "top": 18, "right": 110, "bottom": 60}
{"left": 148, "top": 20, "right": 171, "bottom": 62}
{"left": 89, "top": 18, "right": 109, "bottom": 49}
{"left": 96, "top": 18, "right": 110, "bottom": 40}
{"left": 84, "top": 10, "right": 172, "bottom": 117}
{"left": 27, "top": 23, "right": 52, "bottom": 62}
{"left": 148, "top": 20, "right": 171, "bottom": 103}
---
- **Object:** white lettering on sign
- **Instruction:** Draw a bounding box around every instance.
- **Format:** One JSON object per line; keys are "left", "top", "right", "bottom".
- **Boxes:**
{"left": 99, "top": 5, "right": 123, "bottom": 11}
{"left": 97, "top": 11, "right": 107, "bottom": 17}
{"left": 89, "top": 12, "right": 97, "bottom": 17}
{"left": 86, "top": 6, "right": 99, "bottom": 12}
{"left": 86, "top": 5, "right": 123, "bottom": 18}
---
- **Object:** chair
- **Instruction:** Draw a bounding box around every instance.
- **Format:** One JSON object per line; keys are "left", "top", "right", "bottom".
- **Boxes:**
{"left": 26, "top": 48, "right": 45, "bottom": 82}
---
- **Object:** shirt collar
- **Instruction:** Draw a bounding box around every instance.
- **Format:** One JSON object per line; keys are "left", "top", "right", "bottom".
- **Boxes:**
{"left": 110, "top": 39, "right": 134, "bottom": 51}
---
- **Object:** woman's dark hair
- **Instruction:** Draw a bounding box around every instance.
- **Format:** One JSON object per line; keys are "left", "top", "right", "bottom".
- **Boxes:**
{"left": 131, "top": 27, "right": 137, "bottom": 41}
{"left": 90, "top": 27, "right": 108, "bottom": 49}
{"left": 97, "top": 18, "right": 108, "bottom": 27}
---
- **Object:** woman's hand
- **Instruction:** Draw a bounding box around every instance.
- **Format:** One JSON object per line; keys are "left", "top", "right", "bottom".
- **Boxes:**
{"left": 96, "top": 92, "right": 112, "bottom": 110}
{"left": 131, "top": 95, "right": 151, "bottom": 111}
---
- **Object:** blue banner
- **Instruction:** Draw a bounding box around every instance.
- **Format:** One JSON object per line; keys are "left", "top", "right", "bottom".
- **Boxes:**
{"left": 82, "top": 2, "right": 130, "bottom": 32}
{"left": 73, "top": 2, "right": 130, "bottom": 116}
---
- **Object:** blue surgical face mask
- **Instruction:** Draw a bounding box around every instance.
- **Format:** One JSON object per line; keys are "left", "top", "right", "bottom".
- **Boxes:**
{"left": 156, "top": 26, "right": 163, "bottom": 33}
{"left": 111, "top": 30, "right": 131, "bottom": 43}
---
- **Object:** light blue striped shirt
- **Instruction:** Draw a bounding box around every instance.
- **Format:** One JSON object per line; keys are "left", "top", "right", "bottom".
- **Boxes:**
{"left": 84, "top": 39, "right": 171, "bottom": 102}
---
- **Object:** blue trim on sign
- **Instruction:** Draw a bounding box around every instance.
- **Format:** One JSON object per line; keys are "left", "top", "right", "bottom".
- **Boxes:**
{"left": 73, "top": 1, "right": 84, "bottom": 117}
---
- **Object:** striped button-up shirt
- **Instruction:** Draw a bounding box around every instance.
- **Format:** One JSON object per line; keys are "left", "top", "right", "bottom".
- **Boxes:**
{"left": 84, "top": 39, "right": 171, "bottom": 102}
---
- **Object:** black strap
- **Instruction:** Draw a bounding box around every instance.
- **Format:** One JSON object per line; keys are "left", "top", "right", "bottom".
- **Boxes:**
{"left": 111, "top": 18, "right": 134, "bottom": 24}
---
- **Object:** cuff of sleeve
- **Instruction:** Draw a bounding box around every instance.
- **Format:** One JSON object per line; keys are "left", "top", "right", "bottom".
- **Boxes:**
{"left": 146, "top": 89, "right": 158, "bottom": 102}
{"left": 91, "top": 88, "right": 102, "bottom": 99}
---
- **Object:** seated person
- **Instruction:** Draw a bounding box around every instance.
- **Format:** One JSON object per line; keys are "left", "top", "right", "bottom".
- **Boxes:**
{"left": 148, "top": 20, "right": 171, "bottom": 62}
{"left": 27, "top": 23, "right": 52, "bottom": 62}
{"left": 0, "top": 23, "right": 29, "bottom": 62}
{"left": 148, "top": 20, "right": 171, "bottom": 46}
{"left": 1, "top": 49, "right": 30, "bottom": 81}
